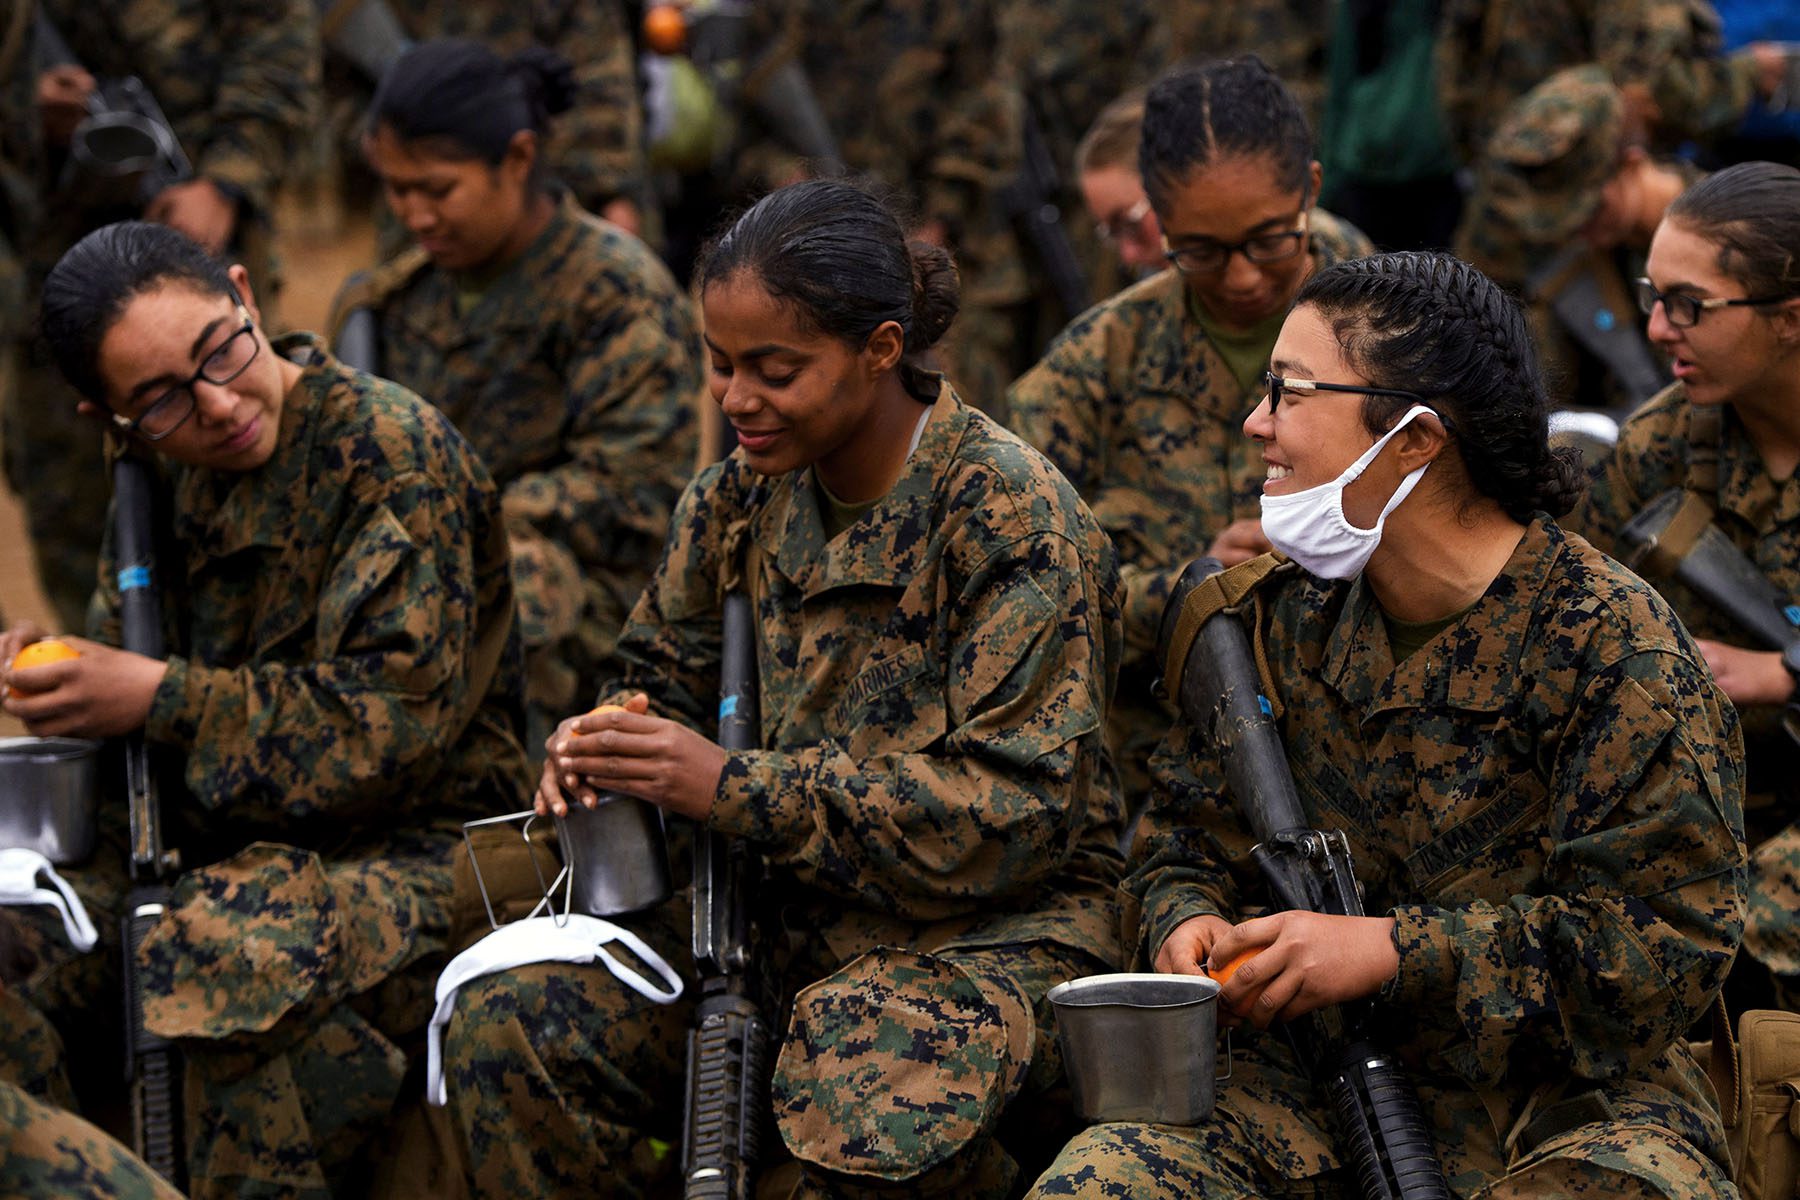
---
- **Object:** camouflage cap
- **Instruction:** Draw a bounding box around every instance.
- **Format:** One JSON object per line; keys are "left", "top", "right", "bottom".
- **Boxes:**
{"left": 1478, "top": 65, "right": 1626, "bottom": 246}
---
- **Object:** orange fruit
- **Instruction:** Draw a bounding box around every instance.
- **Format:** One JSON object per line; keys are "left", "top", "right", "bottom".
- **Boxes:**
{"left": 10, "top": 639, "right": 80, "bottom": 675}
{"left": 642, "top": 5, "right": 687, "bottom": 54}
{"left": 1205, "top": 947, "right": 1262, "bottom": 986}
{"left": 588, "top": 703, "right": 628, "bottom": 716}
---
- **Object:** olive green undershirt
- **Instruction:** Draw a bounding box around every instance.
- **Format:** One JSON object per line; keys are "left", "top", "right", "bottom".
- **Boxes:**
{"left": 813, "top": 469, "right": 883, "bottom": 540}
{"left": 1381, "top": 602, "right": 1476, "bottom": 664}
{"left": 1189, "top": 293, "right": 1289, "bottom": 396}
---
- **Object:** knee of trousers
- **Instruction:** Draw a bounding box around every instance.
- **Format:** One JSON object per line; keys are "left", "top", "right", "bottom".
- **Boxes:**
{"left": 772, "top": 944, "right": 1037, "bottom": 1186}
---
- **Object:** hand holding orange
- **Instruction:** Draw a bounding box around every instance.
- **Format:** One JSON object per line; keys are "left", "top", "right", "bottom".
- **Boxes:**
{"left": 1205, "top": 946, "right": 1262, "bottom": 986}
{"left": 8, "top": 639, "right": 80, "bottom": 689}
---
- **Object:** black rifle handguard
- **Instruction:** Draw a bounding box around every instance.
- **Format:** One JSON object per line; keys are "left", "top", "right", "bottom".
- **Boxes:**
{"left": 113, "top": 454, "right": 184, "bottom": 1189}
{"left": 682, "top": 589, "right": 770, "bottom": 1199}
{"left": 1159, "top": 558, "right": 1452, "bottom": 1200}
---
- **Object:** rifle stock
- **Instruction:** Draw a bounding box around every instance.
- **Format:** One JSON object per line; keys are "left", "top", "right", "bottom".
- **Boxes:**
{"left": 1158, "top": 558, "right": 1452, "bottom": 1200}
{"left": 1002, "top": 107, "right": 1089, "bottom": 328}
{"left": 682, "top": 589, "right": 770, "bottom": 1199}
{"left": 112, "top": 455, "right": 184, "bottom": 1190}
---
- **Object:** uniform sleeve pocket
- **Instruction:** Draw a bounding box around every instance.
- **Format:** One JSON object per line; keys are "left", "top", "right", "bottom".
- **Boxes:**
{"left": 315, "top": 505, "right": 417, "bottom": 655}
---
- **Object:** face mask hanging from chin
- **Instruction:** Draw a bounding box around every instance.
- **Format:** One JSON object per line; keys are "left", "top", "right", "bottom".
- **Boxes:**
{"left": 1259, "top": 404, "right": 1436, "bottom": 580}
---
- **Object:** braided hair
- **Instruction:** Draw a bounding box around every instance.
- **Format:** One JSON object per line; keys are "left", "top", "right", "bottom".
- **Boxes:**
{"left": 1139, "top": 56, "right": 1313, "bottom": 213}
{"left": 1295, "top": 251, "right": 1585, "bottom": 521}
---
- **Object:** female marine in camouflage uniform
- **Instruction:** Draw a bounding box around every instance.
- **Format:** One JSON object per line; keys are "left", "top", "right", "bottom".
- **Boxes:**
{"left": 1008, "top": 57, "right": 1373, "bottom": 818}
{"left": 439, "top": 180, "right": 1126, "bottom": 1198}
{"left": 1576, "top": 162, "right": 1800, "bottom": 1004}
{"left": 1029, "top": 253, "right": 1746, "bottom": 1198}
{"left": 0, "top": 222, "right": 530, "bottom": 1199}
{"left": 345, "top": 40, "right": 699, "bottom": 737}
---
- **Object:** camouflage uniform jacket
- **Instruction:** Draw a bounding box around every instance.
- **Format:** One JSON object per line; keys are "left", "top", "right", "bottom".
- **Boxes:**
{"left": 90, "top": 332, "right": 528, "bottom": 852}
{"left": 1437, "top": 0, "right": 1761, "bottom": 161}
{"left": 38, "top": 0, "right": 318, "bottom": 226}
{"left": 608, "top": 382, "right": 1126, "bottom": 967}
{"left": 1134, "top": 520, "right": 1746, "bottom": 1169}
{"left": 1574, "top": 383, "right": 1800, "bottom": 794}
{"left": 352, "top": 197, "right": 700, "bottom": 711}
{"left": 1007, "top": 210, "right": 1374, "bottom": 661}
{"left": 387, "top": 0, "right": 645, "bottom": 213}
{"left": 732, "top": 0, "right": 1028, "bottom": 309}
{"left": 0, "top": 0, "right": 38, "bottom": 343}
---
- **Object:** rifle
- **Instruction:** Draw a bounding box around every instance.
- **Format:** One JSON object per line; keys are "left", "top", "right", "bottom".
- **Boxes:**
{"left": 1158, "top": 558, "right": 1452, "bottom": 1200}
{"left": 332, "top": 302, "right": 382, "bottom": 376}
{"left": 1000, "top": 105, "right": 1090, "bottom": 328}
{"left": 313, "top": 0, "right": 412, "bottom": 85}
{"left": 1527, "top": 243, "right": 1670, "bottom": 411}
{"left": 112, "top": 454, "right": 185, "bottom": 1189}
{"left": 681, "top": 586, "right": 771, "bottom": 1199}
{"left": 685, "top": 0, "right": 843, "bottom": 176}
{"left": 33, "top": 6, "right": 191, "bottom": 213}
{"left": 1618, "top": 488, "right": 1800, "bottom": 745}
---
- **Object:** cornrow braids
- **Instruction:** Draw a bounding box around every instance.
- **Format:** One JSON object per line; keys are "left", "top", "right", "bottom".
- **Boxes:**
{"left": 1296, "top": 251, "right": 1586, "bottom": 521}
{"left": 1139, "top": 56, "right": 1313, "bottom": 214}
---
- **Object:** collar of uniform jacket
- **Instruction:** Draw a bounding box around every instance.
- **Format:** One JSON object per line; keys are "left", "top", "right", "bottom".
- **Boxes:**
{"left": 171, "top": 331, "right": 329, "bottom": 559}
{"left": 754, "top": 380, "right": 963, "bottom": 599}
{"left": 1319, "top": 515, "right": 1563, "bottom": 718}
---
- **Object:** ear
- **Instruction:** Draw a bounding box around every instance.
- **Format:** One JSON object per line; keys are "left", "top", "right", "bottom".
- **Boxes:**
{"left": 501, "top": 129, "right": 538, "bottom": 187}
{"left": 227, "top": 263, "right": 263, "bottom": 326}
{"left": 1771, "top": 295, "right": 1800, "bottom": 349}
{"left": 75, "top": 399, "right": 111, "bottom": 426}
{"left": 1306, "top": 159, "right": 1324, "bottom": 206}
{"left": 862, "top": 320, "right": 905, "bottom": 377}
{"left": 1394, "top": 409, "right": 1452, "bottom": 471}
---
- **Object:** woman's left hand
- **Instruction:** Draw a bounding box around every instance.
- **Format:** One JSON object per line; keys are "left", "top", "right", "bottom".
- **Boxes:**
{"left": 1, "top": 638, "right": 167, "bottom": 738}
{"left": 548, "top": 692, "right": 727, "bottom": 821}
{"left": 1205, "top": 911, "right": 1398, "bottom": 1029}
{"left": 1695, "top": 640, "right": 1794, "bottom": 706}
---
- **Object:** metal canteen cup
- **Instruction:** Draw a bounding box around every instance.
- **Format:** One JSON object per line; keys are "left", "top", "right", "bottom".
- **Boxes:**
{"left": 1049, "top": 972, "right": 1232, "bottom": 1125}
{"left": 553, "top": 791, "right": 673, "bottom": 918}
{"left": 0, "top": 738, "right": 101, "bottom": 865}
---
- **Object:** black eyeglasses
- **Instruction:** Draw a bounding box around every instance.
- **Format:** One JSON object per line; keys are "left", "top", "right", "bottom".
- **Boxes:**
{"left": 1633, "top": 278, "right": 1795, "bottom": 329}
{"left": 1164, "top": 206, "right": 1310, "bottom": 275}
{"left": 1263, "top": 371, "right": 1430, "bottom": 416}
{"left": 111, "top": 308, "right": 260, "bottom": 440}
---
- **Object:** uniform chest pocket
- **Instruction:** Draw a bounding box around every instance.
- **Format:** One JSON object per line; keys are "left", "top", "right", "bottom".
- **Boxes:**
{"left": 829, "top": 645, "right": 945, "bottom": 759}
{"left": 1404, "top": 770, "right": 1553, "bottom": 901}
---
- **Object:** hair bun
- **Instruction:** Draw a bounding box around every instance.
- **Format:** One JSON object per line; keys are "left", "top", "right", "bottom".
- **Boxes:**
{"left": 509, "top": 46, "right": 577, "bottom": 118}
{"left": 905, "top": 241, "right": 960, "bottom": 352}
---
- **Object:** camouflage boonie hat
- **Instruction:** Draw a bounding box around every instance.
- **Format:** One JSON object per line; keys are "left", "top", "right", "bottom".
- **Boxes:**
{"left": 1480, "top": 65, "right": 1625, "bottom": 245}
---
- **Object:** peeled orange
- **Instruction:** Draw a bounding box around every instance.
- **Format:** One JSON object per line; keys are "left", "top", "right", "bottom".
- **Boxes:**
{"left": 1206, "top": 947, "right": 1262, "bottom": 986}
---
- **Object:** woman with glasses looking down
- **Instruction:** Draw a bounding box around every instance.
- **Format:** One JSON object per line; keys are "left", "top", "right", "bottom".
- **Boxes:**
{"left": 1575, "top": 161, "right": 1800, "bottom": 1009}
{"left": 1008, "top": 55, "right": 1373, "bottom": 827}
{"left": 0, "top": 221, "right": 530, "bottom": 1198}
{"left": 1028, "top": 249, "right": 1746, "bottom": 1200}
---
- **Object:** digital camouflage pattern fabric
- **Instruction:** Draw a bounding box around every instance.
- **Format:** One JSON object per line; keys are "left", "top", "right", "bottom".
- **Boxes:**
{"left": 6, "top": 0, "right": 318, "bottom": 633}
{"left": 342, "top": 197, "right": 701, "bottom": 720}
{"left": 0, "top": 1077, "right": 185, "bottom": 1200}
{"left": 443, "top": 383, "right": 1127, "bottom": 1195}
{"left": 1573, "top": 383, "right": 1800, "bottom": 985}
{"left": 1005, "top": 210, "right": 1374, "bottom": 809}
{"left": 1029, "top": 520, "right": 1746, "bottom": 1197}
{"left": 1, "top": 337, "right": 530, "bottom": 1200}
{"left": 389, "top": 0, "right": 646, "bottom": 217}
{"left": 1139, "top": 1, "right": 1330, "bottom": 130}
{"left": 1436, "top": 0, "right": 1762, "bottom": 162}
{"left": 727, "top": 0, "right": 1030, "bottom": 411}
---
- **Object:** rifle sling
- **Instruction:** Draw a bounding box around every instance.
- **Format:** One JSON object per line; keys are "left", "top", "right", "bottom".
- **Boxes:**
{"left": 1631, "top": 490, "right": 1716, "bottom": 579}
{"left": 1162, "top": 553, "right": 1290, "bottom": 719}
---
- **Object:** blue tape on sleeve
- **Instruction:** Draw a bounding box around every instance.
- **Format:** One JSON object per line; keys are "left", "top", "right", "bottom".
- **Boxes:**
{"left": 1257, "top": 694, "right": 1272, "bottom": 717}
{"left": 117, "top": 565, "right": 151, "bottom": 592}
{"left": 719, "top": 695, "right": 739, "bottom": 719}
{"left": 1785, "top": 604, "right": 1800, "bottom": 628}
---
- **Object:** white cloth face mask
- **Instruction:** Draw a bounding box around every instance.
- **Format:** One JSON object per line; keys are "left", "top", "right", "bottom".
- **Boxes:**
{"left": 0, "top": 847, "right": 99, "bottom": 952}
{"left": 426, "top": 914, "right": 684, "bottom": 1106}
{"left": 1259, "top": 404, "right": 1436, "bottom": 580}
